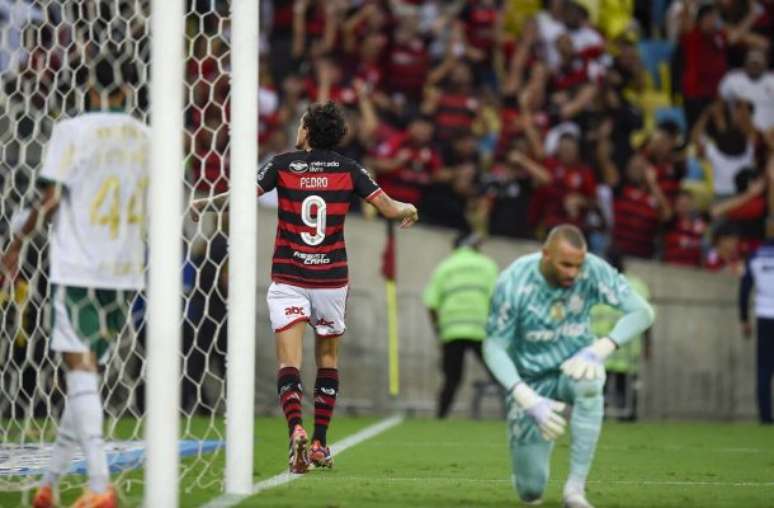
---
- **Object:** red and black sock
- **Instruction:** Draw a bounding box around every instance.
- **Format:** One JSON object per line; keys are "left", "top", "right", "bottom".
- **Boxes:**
{"left": 313, "top": 368, "right": 339, "bottom": 446}
{"left": 277, "top": 367, "right": 303, "bottom": 435}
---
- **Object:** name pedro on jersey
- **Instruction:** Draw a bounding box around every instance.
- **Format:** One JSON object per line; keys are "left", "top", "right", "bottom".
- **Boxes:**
{"left": 299, "top": 177, "right": 328, "bottom": 189}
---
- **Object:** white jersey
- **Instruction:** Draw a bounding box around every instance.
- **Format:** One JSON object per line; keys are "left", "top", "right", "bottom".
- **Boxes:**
{"left": 39, "top": 112, "right": 149, "bottom": 290}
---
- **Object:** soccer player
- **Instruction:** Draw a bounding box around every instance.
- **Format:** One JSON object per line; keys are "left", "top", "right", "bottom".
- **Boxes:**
{"left": 1, "top": 60, "right": 148, "bottom": 508}
{"left": 483, "top": 225, "right": 655, "bottom": 508}
{"left": 193, "top": 101, "right": 418, "bottom": 473}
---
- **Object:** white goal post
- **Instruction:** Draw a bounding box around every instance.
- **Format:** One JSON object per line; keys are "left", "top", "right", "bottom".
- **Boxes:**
{"left": 146, "top": 0, "right": 184, "bottom": 507}
{"left": 146, "top": 0, "right": 259, "bottom": 504}
{"left": 225, "top": 0, "right": 258, "bottom": 497}
{"left": 0, "top": 0, "right": 258, "bottom": 503}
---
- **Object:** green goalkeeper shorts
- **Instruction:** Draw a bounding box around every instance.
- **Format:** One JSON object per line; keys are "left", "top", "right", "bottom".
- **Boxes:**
{"left": 51, "top": 285, "right": 135, "bottom": 361}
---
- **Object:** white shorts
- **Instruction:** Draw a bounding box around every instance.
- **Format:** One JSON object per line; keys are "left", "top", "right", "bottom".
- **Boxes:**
{"left": 51, "top": 285, "right": 132, "bottom": 363}
{"left": 267, "top": 282, "right": 348, "bottom": 337}
{"left": 51, "top": 286, "right": 90, "bottom": 355}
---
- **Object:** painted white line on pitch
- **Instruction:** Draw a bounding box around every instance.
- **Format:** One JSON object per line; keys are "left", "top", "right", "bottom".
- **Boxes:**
{"left": 286, "top": 476, "right": 774, "bottom": 488}
{"left": 199, "top": 415, "right": 404, "bottom": 508}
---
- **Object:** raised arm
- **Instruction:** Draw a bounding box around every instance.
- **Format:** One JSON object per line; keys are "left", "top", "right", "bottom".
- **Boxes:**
{"left": 710, "top": 178, "right": 765, "bottom": 220}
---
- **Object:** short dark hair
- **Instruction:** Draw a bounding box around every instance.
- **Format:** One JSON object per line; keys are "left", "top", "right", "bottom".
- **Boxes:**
{"left": 546, "top": 224, "right": 587, "bottom": 250}
{"left": 303, "top": 102, "right": 347, "bottom": 149}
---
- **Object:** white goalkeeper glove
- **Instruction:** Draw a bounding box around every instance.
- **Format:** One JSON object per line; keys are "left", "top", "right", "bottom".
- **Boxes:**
{"left": 511, "top": 382, "right": 567, "bottom": 441}
{"left": 560, "top": 337, "right": 617, "bottom": 380}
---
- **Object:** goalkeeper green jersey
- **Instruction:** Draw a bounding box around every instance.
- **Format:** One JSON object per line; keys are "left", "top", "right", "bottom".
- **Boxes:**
{"left": 423, "top": 247, "right": 499, "bottom": 342}
{"left": 486, "top": 252, "right": 652, "bottom": 383}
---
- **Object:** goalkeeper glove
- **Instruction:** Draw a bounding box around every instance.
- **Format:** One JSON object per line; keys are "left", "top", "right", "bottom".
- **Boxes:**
{"left": 560, "top": 337, "right": 617, "bottom": 380}
{"left": 511, "top": 381, "right": 567, "bottom": 441}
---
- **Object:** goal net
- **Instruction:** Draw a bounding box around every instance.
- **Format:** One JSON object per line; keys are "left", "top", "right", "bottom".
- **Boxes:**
{"left": 0, "top": 0, "right": 231, "bottom": 499}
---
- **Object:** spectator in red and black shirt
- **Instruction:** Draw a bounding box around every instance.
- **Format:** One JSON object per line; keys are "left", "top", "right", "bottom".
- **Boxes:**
{"left": 548, "top": 33, "right": 599, "bottom": 123}
{"left": 484, "top": 135, "right": 552, "bottom": 239}
{"left": 385, "top": 14, "right": 430, "bottom": 103}
{"left": 680, "top": 4, "right": 728, "bottom": 130}
{"left": 663, "top": 190, "right": 710, "bottom": 267}
{"left": 422, "top": 56, "right": 481, "bottom": 150}
{"left": 606, "top": 152, "right": 673, "bottom": 259}
{"left": 192, "top": 102, "right": 418, "bottom": 474}
{"left": 370, "top": 116, "right": 442, "bottom": 207}
{"left": 528, "top": 131, "right": 598, "bottom": 236}
{"left": 642, "top": 122, "right": 686, "bottom": 204}
{"left": 710, "top": 169, "right": 768, "bottom": 255}
{"left": 455, "top": 0, "right": 503, "bottom": 87}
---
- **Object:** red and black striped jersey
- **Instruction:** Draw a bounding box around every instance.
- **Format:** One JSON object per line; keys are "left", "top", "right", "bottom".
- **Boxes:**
{"left": 257, "top": 150, "right": 383, "bottom": 289}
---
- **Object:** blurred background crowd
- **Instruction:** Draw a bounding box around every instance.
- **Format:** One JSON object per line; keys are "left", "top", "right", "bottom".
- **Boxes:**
{"left": 231, "top": 0, "right": 774, "bottom": 276}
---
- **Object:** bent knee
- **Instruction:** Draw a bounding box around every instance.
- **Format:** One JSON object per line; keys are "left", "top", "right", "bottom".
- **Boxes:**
{"left": 512, "top": 470, "right": 548, "bottom": 502}
{"left": 513, "top": 472, "right": 548, "bottom": 502}
{"left": 570, "top": 377, "right": 605, "bottom": 398}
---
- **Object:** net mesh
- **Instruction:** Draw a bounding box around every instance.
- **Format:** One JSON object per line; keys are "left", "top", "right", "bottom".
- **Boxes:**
{"left": 0, "top": 0, "right": 230, "bottom": 498}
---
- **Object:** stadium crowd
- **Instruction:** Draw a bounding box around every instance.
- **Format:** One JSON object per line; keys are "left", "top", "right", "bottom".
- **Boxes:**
{"left": 189, "top": 0, "right": 772, "bottom": 276}
{"left": 2, "top": 0, "right": 773, "bottom": 275}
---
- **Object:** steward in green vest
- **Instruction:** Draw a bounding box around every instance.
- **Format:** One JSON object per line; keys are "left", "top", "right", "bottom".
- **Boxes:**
{"left": 423, "top": 233, "right": 499, "bottom": 418}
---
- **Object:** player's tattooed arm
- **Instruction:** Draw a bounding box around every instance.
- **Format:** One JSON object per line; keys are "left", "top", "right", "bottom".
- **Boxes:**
{"left": 370, "top": 192, "right": 419, "bottom": 228}
{"left": 2, "top": 182, "right": 62, "bottom": 278}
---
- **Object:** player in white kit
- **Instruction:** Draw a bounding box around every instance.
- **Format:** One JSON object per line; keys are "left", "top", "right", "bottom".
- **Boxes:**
{"left": 2, "top": 60, "right": 148, "bottom": 508}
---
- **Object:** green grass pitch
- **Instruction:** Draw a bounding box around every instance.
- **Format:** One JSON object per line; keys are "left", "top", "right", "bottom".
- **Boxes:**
{"left": 1, "top": 417, "right": 773, "bottom": 507}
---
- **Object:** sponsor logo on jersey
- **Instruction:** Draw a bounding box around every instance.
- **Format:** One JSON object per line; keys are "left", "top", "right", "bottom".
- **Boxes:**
{"left": 525, "top": 323, "right": 586, "bottom": 342}
{"left": 526, "top": 330, "right": 555, "bottom": 342}
{"left": 289, "top": 160, "right": 309, "bottom": 174}
{"left": 320, "top": 387, "right": 336, "bottom": 396}
{"left": 299, "top": 177, "right": 328, "bottom": 189}
{"left": 293, "top": 252, "right": 331, "bottom": 265}
{"left": 310, "top": 161, "right": 340, "bottom": 169}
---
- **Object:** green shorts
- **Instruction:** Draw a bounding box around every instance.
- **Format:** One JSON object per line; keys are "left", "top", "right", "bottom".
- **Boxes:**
{"left": 51, "top": 285, "right": 135, "bottom": 361}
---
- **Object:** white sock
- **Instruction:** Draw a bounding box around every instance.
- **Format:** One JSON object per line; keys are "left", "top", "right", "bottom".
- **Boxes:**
{"left": 564, "top": 477, "right": 586, "bottom": 497}
{"left": 41, "top": 403, "right": 79, "bottom": 487}
{"left": 66, "top": 370, "right": 109, "bottom": 493}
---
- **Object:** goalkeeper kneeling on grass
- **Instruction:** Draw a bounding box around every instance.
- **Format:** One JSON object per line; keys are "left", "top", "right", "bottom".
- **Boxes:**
{"left": 483, "top": 224, "right": 654, "bottom": 508}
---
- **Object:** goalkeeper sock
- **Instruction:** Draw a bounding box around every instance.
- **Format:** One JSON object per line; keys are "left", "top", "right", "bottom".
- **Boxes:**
{"left": 312, "top": 368, "right": 339, "bottom": 446}
{"left": 66, "top": 370, "right": 109, "bottom": 493}
{"left": 566, "top": 378, "right": 604, "bottom": 492}
{"left": 277, "top": 367, "right": 303, "bottom": 434}
{"left": 42, "top": 403, "right": 79, "bottom": 487}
